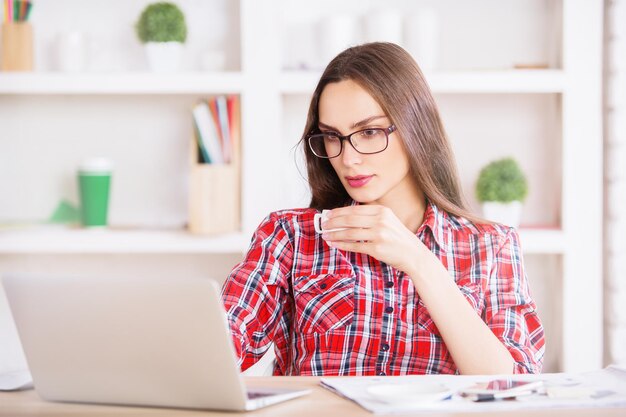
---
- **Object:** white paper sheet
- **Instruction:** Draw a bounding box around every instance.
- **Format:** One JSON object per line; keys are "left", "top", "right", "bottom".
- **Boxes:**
{"left": 0, "top": 369, "right": 33, "bottom": 391}
{"left": 320, "top": 365, "right": 626, "bottom": 414}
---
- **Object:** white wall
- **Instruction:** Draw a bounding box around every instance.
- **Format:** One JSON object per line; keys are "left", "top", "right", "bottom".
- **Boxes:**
{"left": 605, "top": 0, "right": 626, "bottom": 366}
{"left": 31, "top": 0, "right": 240, "bottom": 72}
{"left": 0, "top": 0, "right": 604, "bottom": 375}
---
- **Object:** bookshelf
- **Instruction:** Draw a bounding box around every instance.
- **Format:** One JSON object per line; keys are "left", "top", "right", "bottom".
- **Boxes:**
{"left": 0, "top": 228, "right": 564, "bottom": 255}
{"left": 0, "top": 0, "right": 603, "bottom": 375}
{"left": 280, "top": 70, "right": 567, "bottom": 94}
{"left": 0, "top": 70, "right": 566, "bottom": 95}
{"left": 0, "top": 72, "right": 244, "bottom": 94}
{"left": 0, "top": 228, "right": 249, "bottom": 254}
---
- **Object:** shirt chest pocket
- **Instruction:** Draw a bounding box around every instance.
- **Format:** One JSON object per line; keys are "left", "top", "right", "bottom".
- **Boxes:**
{"left": 292, "top": 274, "right": 355, "bottom": 334}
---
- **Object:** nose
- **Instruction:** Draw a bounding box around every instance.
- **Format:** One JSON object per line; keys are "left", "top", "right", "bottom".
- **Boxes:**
{"left": 340, "top": 140, "right": 362, "bottom": 166}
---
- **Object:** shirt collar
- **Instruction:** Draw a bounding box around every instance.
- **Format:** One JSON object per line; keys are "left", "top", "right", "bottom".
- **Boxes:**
{"left": 418, "top": 200, "right": 449, "bottom": 252}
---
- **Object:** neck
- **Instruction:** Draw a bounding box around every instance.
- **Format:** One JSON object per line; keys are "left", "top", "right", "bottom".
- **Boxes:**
{"left": 373, "top": 182, "right": 426, "bottom": 233}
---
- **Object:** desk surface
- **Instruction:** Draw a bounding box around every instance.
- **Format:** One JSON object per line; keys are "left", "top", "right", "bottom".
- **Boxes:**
{"left": 1, "top": 377, "right": 625, "bottom": 417}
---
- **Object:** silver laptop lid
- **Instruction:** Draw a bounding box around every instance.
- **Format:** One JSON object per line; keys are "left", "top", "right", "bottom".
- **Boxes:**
{"left": 2, "top": 273, "right": 248, "bottom": 410}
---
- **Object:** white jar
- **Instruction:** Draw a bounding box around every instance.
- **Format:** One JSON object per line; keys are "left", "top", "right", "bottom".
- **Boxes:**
{"left": 364, "top": 9, "right": 403, "bottom": 44}
{"left": 199, "top": 50, "right": 226, "bottom": 71}
{"left": 404, "top": 8, "right": 440, "bottom": 71}
{"left": 318, "top": 14, "right": 359, "bottom": 65}
{"left": 57, "top": 31, "right": 87, "bottom": 73}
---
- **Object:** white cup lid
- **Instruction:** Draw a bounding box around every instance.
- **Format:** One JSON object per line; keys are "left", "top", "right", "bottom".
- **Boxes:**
{"left": 79, "top": 157, "right": 113, "bottom": 173}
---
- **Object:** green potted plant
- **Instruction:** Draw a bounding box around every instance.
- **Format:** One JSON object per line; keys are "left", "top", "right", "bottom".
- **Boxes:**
{"left": 135, "top": 2, "right": 187, "bottom": 72}
{"left": 475, "top": 157, "right": 528, "bottom": 227}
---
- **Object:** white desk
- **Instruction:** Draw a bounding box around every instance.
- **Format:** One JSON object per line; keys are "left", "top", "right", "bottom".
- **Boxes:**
{"left": 1, "top": 377, "right": 625, "bottom": 417}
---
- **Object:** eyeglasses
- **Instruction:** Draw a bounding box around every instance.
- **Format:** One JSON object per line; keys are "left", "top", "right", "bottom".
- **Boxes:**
{"left": 307, "top": 125, "right": 397, "bottom": 159}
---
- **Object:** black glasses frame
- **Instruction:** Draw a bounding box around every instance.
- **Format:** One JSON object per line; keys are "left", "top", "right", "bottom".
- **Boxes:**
{"left": 306, "top": 125, "right": 397, "bottom": 159}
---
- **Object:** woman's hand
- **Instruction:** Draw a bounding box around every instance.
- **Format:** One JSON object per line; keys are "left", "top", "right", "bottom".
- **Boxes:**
{"left": 321, "top": 205, "right": 426, "bottom": 274}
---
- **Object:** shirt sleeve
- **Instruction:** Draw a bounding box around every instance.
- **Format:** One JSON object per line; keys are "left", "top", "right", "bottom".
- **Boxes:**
{"left": 484, "top": 228, "right": 546, "bottom": 374}
{"left": 220, "top": 213, "right": 293, "bottom": 371}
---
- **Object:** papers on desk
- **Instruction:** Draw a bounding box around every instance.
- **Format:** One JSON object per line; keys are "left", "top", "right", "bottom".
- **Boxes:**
{"left": 320, "top": 365, "right": 626, "bottom": 414}
{"left": 0, "top": 370, "right": 33, "bottom": 391}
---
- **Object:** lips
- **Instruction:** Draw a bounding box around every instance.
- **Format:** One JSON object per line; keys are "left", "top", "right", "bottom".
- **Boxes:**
{"left": 346, "top": 175, "right": 374, "bottom": 188}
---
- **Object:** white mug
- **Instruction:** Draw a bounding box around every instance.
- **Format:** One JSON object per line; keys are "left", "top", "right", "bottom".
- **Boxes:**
{"left": 314, "top": 210, "right": 348, "bottom": 234}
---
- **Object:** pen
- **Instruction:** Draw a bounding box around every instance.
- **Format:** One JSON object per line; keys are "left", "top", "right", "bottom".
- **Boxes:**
{"left": 472, "top": 389, "right": 536, "bottom": 402}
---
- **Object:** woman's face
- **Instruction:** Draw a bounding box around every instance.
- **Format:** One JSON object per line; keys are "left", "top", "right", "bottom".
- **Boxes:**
{"left": 318, "top": 79, "right": 417, "bottom": 206}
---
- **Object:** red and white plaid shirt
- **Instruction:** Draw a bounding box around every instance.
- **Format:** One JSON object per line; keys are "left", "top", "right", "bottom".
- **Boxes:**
{"left": 221, "top": 201, "right": 545, "bottom": 375}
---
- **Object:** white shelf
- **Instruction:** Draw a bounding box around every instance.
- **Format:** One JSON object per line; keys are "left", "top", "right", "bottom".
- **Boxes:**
{"left": 0, "top": 226, "right": 562, "bottom": 255}
{"left": 0, "top": 72, "right": 244, "bottom": 94}
{"left": 0, "top": 227, "right": 249, "bottom": 254}
{"left": 280, "top": 69, "right": 566, "bottom": 95}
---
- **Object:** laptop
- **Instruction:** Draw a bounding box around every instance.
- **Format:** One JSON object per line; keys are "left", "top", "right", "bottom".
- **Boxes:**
{"left": 2, "top": 273, "right": 311, "bottom": 411}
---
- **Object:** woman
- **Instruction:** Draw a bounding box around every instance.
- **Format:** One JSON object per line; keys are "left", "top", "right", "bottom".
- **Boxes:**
{"left": 221, "top": 42, "right": 544, "bottom": 376}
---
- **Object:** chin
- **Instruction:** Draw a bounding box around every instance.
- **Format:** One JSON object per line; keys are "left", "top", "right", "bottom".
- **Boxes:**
{"left": 346, "top": 188, "right": 383, "bottom": 205}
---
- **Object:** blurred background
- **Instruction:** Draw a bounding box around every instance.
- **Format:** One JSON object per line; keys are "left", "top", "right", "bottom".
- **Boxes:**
{"left": 0, "top": 0, "right": 622, "bottom": 376}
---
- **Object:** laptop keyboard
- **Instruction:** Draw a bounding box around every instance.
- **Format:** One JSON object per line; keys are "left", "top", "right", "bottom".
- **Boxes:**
{"left": 247, "top": 391, "right": 273, "bottom": 400}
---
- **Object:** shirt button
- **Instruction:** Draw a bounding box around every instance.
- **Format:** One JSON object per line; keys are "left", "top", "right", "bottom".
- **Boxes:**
{"left": 381, "top": 343, "right": 390, "bottom": 351}
{"left": 320, "top": 283, "right": 327, "bottom": 289}
{"left": 385, "top": 281, "right": 394, "bottom": 288}
{"left": 385, "top": 306, "right": 394, "bottom": 314}
{"left": 378, "top": 371, "right": 386, "bottom": 376}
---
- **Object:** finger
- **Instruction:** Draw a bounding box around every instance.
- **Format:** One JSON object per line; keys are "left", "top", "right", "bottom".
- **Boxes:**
{"left": 326, "top": 239, "right": 373, "bottom": 256}
{"left": 322, "top": 227, "right": 377, "bottom": 243}
{"left": 322, "top": 214, "right": 378, "bottom": 231}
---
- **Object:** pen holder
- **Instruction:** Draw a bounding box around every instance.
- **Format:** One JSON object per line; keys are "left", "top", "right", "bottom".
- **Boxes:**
{"left": 1, "top": 22, "right": 34, "bottom": 71}
{"left": 188, "top": 140, "right": 241, "bottom": 235}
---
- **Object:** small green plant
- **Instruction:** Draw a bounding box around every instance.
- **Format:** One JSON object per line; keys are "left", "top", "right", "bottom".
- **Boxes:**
{"left": 476, "top": 157, "right": 528, "bottom": 203}
{"left": 135, "top": 2, "right": 187, "bottom": 44}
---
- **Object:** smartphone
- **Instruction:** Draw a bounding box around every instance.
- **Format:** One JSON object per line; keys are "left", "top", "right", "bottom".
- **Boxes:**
{"left": 459, "top": 379, "right": 543, "bottom": 401}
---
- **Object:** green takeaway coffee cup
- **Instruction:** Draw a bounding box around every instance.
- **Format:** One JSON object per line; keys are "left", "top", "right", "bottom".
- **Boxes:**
{"left": 78, "top": 158, "right": 113, "bottom": 227}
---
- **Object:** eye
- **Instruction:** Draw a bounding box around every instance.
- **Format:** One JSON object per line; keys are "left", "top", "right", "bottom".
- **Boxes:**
{"left": 360, "top": 129, "right": 381, "bottom": 138}
{"left": 322, "top": 131, "right": 341, "bottom": 140}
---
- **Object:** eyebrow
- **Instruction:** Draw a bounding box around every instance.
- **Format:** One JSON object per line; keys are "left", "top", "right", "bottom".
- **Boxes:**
{"left": 318, "top": 115, "right": 388, "bottom": 132}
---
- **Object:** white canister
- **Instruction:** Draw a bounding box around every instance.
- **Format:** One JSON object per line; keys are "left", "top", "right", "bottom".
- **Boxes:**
{"left": 57, "top": 31, "right": 87, "bottom": 73}
{"left": 199, "top": 50, "right": 226, "bottom": 71}
{"left": 282, "top": 22, "right": 319, "bottom": 70}
{"left": 364, "top": 9, "right": 403, "bottom": 44}
{"left": 318, "top": 14, "right": 359, "bottom": 65}
{"left": 404, "top": 8, "right": 439, "bottom": 71}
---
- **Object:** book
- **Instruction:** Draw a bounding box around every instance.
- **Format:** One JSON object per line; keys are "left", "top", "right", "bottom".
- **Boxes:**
{"left": 193, "top": 120, "right": 211, "bottom": 163}
{"left": 215, "top": 95, "right": 232, "bottom": 163}
{"left": 192, "top": 101, "right": 223, "bottom": 164}
{"left": 207, "top": 98, "right": 224, "bottom": 159}
{"left": 227, "top": 95, "right": 240, "bottom": 164}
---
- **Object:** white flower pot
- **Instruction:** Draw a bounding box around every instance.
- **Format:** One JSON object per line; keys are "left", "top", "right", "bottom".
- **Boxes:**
{"left": 481, "top": 201, "right": 523, "bottom": 228}
{"left": 144, "top": 42, "right": 183, "bottom": 72}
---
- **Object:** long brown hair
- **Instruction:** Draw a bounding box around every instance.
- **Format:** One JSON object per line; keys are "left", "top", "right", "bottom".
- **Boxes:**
{"left": 301, "top": 42, "right": 479, "bottom": 222}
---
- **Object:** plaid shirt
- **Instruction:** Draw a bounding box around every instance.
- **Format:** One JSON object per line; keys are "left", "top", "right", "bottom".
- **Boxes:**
{"left": 221, "top": 201, "right": 545, "bottom": 375}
